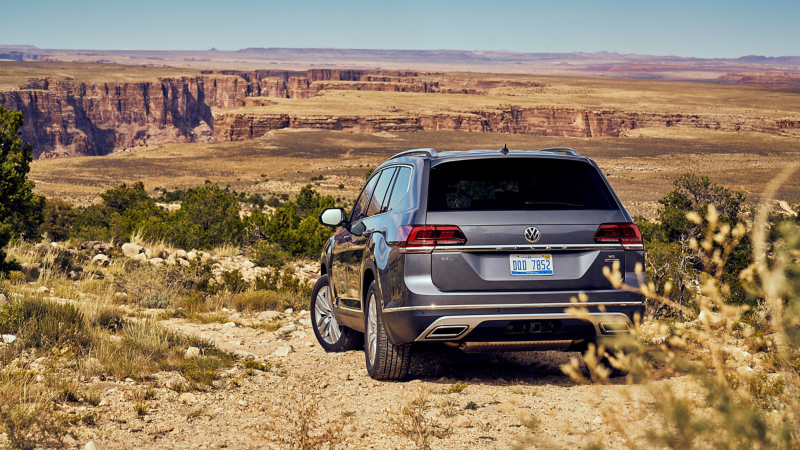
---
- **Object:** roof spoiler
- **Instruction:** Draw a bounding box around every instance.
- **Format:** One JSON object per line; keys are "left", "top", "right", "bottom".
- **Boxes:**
{"left": 389, "top": 148, "right": 438, "bottom": 160}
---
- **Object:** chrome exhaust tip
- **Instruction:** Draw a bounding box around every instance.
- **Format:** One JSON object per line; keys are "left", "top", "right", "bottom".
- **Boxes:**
{"left": 599, "top": 322, "right": 630, "bottom": 334}
{"left": 426, "top": 325, "right": 469, "bottom": 339}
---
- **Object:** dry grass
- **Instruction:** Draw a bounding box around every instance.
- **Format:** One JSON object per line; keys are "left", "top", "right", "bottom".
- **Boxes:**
{"left": 388, "top": 388, "right": 451, "bottom": 450}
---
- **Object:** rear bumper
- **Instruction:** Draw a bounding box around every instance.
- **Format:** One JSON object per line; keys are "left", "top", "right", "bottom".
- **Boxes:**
{"left": 382, "top": 295, "right": 644, "bottom": 346}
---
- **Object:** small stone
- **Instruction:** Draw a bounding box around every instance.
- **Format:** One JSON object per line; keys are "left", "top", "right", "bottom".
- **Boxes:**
{"left": 179, "top": 392, "right": 197, "bottom": 403}
{"left": 175, "top": 250, "right": 188, "bottom": 259}
{"left": 592, "top": 416, "right": 603, "bottom": 425}
{"left": 38, "top": 286, "right": 51, "bottom": 293}
{"left": 124, "top": 377, "right": 134, "bottom": 383}
{"left": 238, "top": 400, "right": 247, "bottom": 406}
{"left": 291, "top": 331, "right": 308, "bottom": 340}
{"left": 273, "top": 345, "right": 294, "bottom": 357}
{"left": 339, "top": 373, "right": 353, "bottom": 381}
{"left": 698, "top": 310, "right": 725, "bottom": 326}
{"left": 132, "top": 253, "right": 147, "bottom": 262}
{"left": 455, "top": 416, "right": 472, "bottom": 428}
{"left": 299, "top": 318, "right": 312, "bottom": 327}
{"left": 84, "top": 440, "right": 100, "bottom": 450}
{"left": 277, "top": 324, "right": 297, "bottom": 335}
{"left": 223, "top": 322, "right": 236, "bottom": 328}
{"left": 62, "top": 434, "right": 78, "bottom": 446}
{"left": 257, "top": 311, "right": 280, "bottom": 321}
{"left": 148, "top": 257, "right": 164, "bottom": 266}
{"left": 737, "top": 365, "right": 756, "bottom": 380}
{"left": 299, "top": 310, "right": 310, "bottom": 317}
{"left": 496, "top": 378, "right": 508, "bottom": 385}
{"left": 284, "top": 308, "right": 294, "bottom": 314}
{"left": 2, "top": 334, "right": 17, "bottom": 344}
{"left": 185, "top": 347, "right": 201, "bottom": 358}
{"left": 0, "top": 293, "right": 6, "bottom": 304}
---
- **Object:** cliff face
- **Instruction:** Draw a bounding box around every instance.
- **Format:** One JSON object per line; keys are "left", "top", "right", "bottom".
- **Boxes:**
{"left": 214, "top": 107, "right": 800, "bottom": 141}
{"left": 3, "top": 68, "right": 799, "bottom": 157}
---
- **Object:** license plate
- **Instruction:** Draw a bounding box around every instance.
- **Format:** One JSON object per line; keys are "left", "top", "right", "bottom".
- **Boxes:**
{"left": 510, "top": 254, "right": 553, "bottom": 276}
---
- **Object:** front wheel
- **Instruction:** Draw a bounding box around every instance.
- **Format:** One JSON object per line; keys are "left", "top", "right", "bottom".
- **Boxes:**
{"left": 364, "top": 281, "right": 411, "bottom": 380}
{"left": 311, "top": 275, "right": 362, "bottom": 352}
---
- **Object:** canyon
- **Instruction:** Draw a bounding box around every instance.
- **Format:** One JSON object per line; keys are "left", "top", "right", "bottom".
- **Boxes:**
{"left": 1, "top": 66, "right": 798, "bottom": 157}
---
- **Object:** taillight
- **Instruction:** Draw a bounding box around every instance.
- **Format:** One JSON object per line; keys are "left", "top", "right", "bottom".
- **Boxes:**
{"left": 594, "top": 223, "right": 643, "bottom": 250}
{"left": 397, "top": 225, "right": 467, "bottom": 253}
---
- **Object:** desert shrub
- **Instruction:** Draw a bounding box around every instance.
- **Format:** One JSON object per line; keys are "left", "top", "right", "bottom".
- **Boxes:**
{"left": 39, "top": 198, "right": 80, "bottom": 242}
{"left": 0, "top": 371, "right": 65, "bottom": 450}
{"left": 90, "top": 306, "right": 126, "bottom": 332}
{"left": 389, "top": 388, "right": 451, "bottom": 450}
{"left": 226, "top": 289, "right": 308, "bottom": 313}
{"left": 0, "top": 107, "right": 46, "bottom": 273}
{"left": 250, "top": 241, "right": 292, "bottom": 268}
{"left": 71, "top": 182, "right": 167, "bottom": 243}
{"left": 166, "top": 184, "right": 244, "bottom": 249}
{"left": 553, "top": 166, "right": 800, "bottom": 450}
{"left": 220, "top": 269, "right": 248, "bottom": 294}
{"left": 0, "top": 296, "right": 91, "bottom": 350}
{"left": 246, "top": 185, "right": 335, "bottom": 257}
{"left": 261, "top": 376, "right": 350, "bottom": 450}
{"left": 140, "top": 292, "right": 171, "bottom": 309}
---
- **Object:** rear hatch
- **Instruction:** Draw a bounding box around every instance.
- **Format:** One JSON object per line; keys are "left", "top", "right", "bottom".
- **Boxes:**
{"left": 426, "top": 156, "right": 627, "bottom": 292}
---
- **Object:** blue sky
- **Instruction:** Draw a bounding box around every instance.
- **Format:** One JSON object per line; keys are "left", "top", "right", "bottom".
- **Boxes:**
{"left": 3, "top": 0, "right": 798, "bottom": 58}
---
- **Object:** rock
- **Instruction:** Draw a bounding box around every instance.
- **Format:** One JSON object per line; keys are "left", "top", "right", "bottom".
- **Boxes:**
{"left": 38, "top": 286, "right": 51, "bottom": 293}
{"left": 339, "top": 373, "right": 353, "bottom": 381}
{"left": 132, "top": 253, "right": 147, "bottom": 262}
{"left": 121, "top": 243, "right": 144, "bottom": 258}
{"left": 175, "top": 249, "right": 188, "bottom": 259}
{"left": 187, "top": 251, "right": 198, "bottom": 261}
{"left": 178, "top": 259, "right": 190, "bottom": 267}
{"left": 455, "top": 416, "right": 472, "bottom": 428}
{"left": 1, "top": 335, "right": 16, "bottom": 344}
{"left": 223, "top": 322, "right": 236, "bottom": 328}
{"left": 233, "top": 350, "right": 257, "bottom": 359}
{"left": 277, "top": 324, "right": 297, "bottom": 335}
{"left": 0, "top": 293, "right": 6, "bottom": 305}
{"left": 257, "top": 311, "right": 281, "bottom": 321}
{"left": 84, "top": 440, "right": 100, "bottom": 450}
{"left": 592, "top": 416, "right": 603, "bottom": 425}
{"left": 496, "top": 378, "right": 508, "bottom": 385}
{"left": 92, "top": 254, "right": 110, "bottom": 266}
{"left": 62, "top": 434, "right": 78, "bottom": 447}
{"left": 299, "top": 310, "right": 310, "bottom": 317}
{"left": 292, "top": 331, "right": 308, "bottom": 340}
{"left": 144, "top": 248, "right": 153, "bottom": 259}
{"left": 186, "top": 347, "right": 201, "bottom": 358}
{"left": 179, "top": 392, "right": 197, "bottom": 403}
{"left": 284, "top": 308, "right": 294, "bottom": 314}
{"left": 273, "top": 345, "right": 294, "bottom": 357}
{"left": 299, "top": 318, "right": 312, "bottom": 327}
{"left": 124, "top": 377, "right": 134, "bottom": 383}
{"left": 148, "top": 257, "right": 164, "bottom": 266}
{"left": 81, "top": 241, "right": 109, "bottom": 252}
{"left": 737, "top": 366, "right": 756, "bottom": 380}
{"left": 698, "top": 310, "right": 725, "bottom": 326}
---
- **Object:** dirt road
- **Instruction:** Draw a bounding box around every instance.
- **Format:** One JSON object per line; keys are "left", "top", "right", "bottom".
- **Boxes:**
{"left": 85, "top": 311, "right": 657, "bottom": 449}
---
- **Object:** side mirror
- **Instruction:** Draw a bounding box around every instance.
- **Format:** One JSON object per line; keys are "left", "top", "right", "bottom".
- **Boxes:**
{"left": 319, "top": 208, "right": 346, "bottom": 227}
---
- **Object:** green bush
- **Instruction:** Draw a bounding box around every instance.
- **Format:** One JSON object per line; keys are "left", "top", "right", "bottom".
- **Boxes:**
{"left": 166, "top": 184, "right": 244, "bottom": 249}
{"left": 71, "top": 182, "right": 167, "bottom": 243}
{"left": 39, "top": 198, "right": 79, "bottom": 242}
{"left": 0, "top": 296, "right": 91, "bottom": 350}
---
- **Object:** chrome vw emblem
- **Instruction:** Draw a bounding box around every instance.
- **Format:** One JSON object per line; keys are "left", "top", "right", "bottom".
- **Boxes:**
{"left": 524, "top": 226, "right": 541, "bottom": 243}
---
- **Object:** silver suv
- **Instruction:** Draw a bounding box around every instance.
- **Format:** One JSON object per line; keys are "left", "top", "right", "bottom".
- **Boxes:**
{"left": 312, "top": 147, "right": 644, "bottom": 380}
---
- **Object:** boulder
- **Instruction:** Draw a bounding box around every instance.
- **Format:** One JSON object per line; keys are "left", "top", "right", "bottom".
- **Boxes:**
{"left": 187, "top": 251, "right": 198, "bottom": 261}
{"left": 131, "top": 253, "right": 147, "bottom": 262}
{"left": 121, "top": 243, "right": 144, "bottom": 258}
{"left": 148, "top": 258, "right": 164, "bottom": 266}
{"left": 175, "top": 250, "right": 188, "bottom": 259}
{"left": 92, "top": 254, "right": 110, "bottom": 266}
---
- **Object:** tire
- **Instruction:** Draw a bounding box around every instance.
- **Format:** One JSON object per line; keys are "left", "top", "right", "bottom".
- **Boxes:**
{"left": 364, "top": 281, "right": 411, "bottom": 380}
{"left": 311, "top": 275, "right": 362, "bottom": 352}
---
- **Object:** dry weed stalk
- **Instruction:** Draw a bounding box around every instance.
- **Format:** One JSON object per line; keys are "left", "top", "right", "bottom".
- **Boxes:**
{"left": 549, "top": 164, "right": 800, "bottom": 450}
{"left": 261, "top": 376, "right": 348, "bottom": 450}
{"left": 388, "top": 388, "right": 451, "bottom": 450}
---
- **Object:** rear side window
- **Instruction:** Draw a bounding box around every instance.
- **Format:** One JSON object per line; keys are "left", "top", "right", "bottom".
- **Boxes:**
{"left": 366, "top": 168, "right": 396, "bottom": 216}
{"left": 427, "top": 158, "right": 618, "bottom": 211}
{"left": 350, "top": 174, "right": 380, "bottom": 221}
{"left": 384, "top": 166, "right": 412, "bottom": 212}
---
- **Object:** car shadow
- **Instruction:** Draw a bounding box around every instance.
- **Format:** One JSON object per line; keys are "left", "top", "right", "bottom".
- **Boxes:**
{"left": 407, "top": 344, "right": 602, "bottom": 387}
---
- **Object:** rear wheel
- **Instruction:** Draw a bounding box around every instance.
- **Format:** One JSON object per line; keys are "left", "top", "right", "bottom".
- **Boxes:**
{"left": 311, "top": 275, "right": 362, "bottom": 352}
{"left": 364, "top": 281, "right": 411, "bottom": 380}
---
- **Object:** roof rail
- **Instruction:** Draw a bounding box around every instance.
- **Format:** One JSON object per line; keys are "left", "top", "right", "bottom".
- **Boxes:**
{"left": 538, "top": 147, "right": 581, "bottom": 157}
{"left": 389, "top": 148, "right": 438, "bottom": 160}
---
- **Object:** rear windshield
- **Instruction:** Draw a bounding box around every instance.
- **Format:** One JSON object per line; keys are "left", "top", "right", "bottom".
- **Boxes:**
{"left": 427, "top": 158, "right": 619, "bottom": 211}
